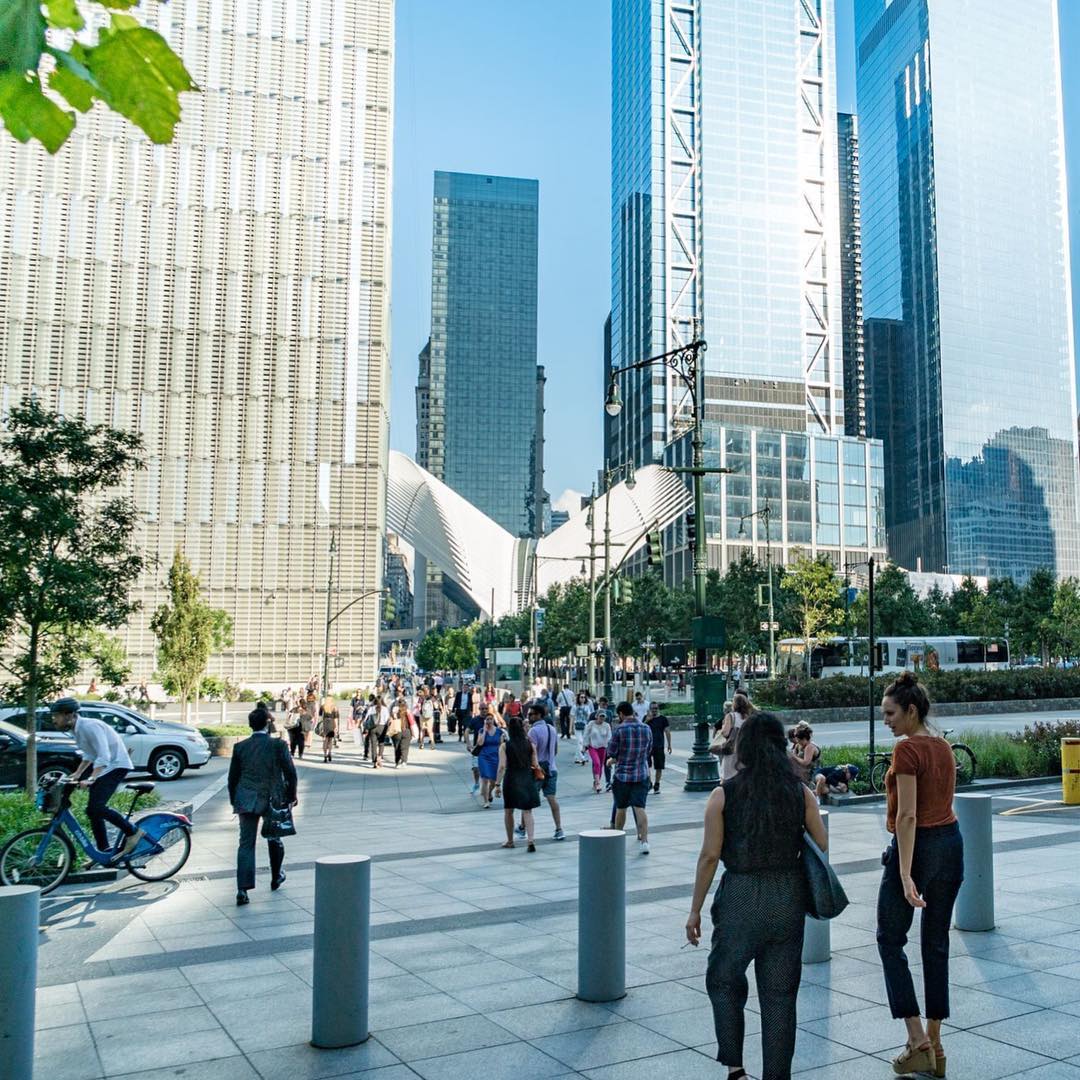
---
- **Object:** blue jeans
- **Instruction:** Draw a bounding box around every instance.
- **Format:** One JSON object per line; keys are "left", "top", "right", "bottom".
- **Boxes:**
{"left": 877, "top": 822, "right": 964, "bottom": 1020}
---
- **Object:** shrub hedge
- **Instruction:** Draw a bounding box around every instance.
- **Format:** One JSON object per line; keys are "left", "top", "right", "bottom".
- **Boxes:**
{"left": 753, "top": 666, "right": 1080, "bottom": 711}
{"left": 0, "top": 787, "right": 160, "bottom": 848}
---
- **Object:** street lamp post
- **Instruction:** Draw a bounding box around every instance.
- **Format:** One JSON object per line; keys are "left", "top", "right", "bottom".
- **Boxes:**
{"left": 587, "top": 485, "right": 597, "bottom": 696}
{"left": 606, "top": 337, "right": 720, "bottom": 790}
{"left": 600, "top": 461, "right": 636, "bottom": 700}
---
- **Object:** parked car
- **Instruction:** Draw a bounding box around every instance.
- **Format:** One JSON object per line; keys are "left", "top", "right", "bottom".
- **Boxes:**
{"left": 0, "top": 702, "right": 211, "bottom": 781}
{"left": 0, "top": 719, "right": 82, "bottom": 790}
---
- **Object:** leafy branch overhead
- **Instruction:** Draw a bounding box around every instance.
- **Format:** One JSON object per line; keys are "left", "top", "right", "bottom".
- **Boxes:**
{"left": 0, "top": 0, "right": 197, "bottom": 154}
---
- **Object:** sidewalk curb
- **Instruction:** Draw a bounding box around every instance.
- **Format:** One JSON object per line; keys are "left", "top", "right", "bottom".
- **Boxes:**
{"left": 830, "top": 774, "right": 1061, "bottom": 806}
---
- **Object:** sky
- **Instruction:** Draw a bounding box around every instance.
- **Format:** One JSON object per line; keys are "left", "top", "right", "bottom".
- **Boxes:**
{"left": 390, "top": 0, "right": 1080, "bottom": 506}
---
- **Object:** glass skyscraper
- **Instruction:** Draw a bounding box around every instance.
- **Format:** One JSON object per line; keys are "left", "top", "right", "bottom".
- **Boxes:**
{"left": 838, "top": 113, "right": 867, "bottom": 438}
{"left": 413, "top": 172, "right": 544, "bottom": 628}
{"left": 856, "top": 0, "right": 1080, "bottom": 581}
{"left": 610, "top": 0, "right": 882, "bottom": 575}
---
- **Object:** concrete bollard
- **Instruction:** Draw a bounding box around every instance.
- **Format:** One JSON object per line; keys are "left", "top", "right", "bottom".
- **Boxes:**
{"left": 219, "top": 698, "right": 227, "bottom": 727}
{"left": 802, "top": 810, "right": 831, "bottom": 964}
{"left": 311, "top": 855, "right": 371, "bottom": 1048}
{"left": 149, "top": 702, "right": 157, "bottom": 721}
{"left": 0, "top": 885, "right": 40, "bottom": 1080}
{"left": 954, "top": 793, "right": 995, "bottom": 931}
{"left": 577, "top": 830, "right": 626, "bottom": 1002}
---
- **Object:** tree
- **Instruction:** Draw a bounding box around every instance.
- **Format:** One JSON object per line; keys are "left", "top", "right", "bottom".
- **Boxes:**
{"left": 781, "top": 555, "right": 843, "bottom": 675}
{"left": 850, "top": 563, "right": 930, "bottom": 637}
{"left": 414, "top": 628, "right": 445, "bottom": 673}
{"left": 611, "top": 572, "right": 692, "bottom": 658}
{"left": 1013, "top": 568, "right": 1056, "bottom": 662}
{"left": 150, "top": 551, "right": 232, "bottom": 724}
{"left": 1, "top": 0, "right": 197, "bottom": 154}
{"left": 83, "top": 629, "right": 131, "bottom": 687}
{"left": 0, "top": 399, "right": 146, "bottom": 787}
{"left": 441, "top": 626, "right": 478, "bottom": 673}
{"left": 1052, "top": 579, "right": 1080, "bottom": 661}
{"left": 707, "top": 551, "right": 769, "bottom": 662}
{"left": 536, "top": 579, "right": 590, "bottom": 660}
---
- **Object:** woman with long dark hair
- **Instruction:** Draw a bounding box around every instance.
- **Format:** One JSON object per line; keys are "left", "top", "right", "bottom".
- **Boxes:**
{"left": 877, "top": 673, "right": 963, "bottom": 1079}
{"left": 495, "top": 714, "right": 541, "bottom": 851}
{"left": 686, "top": 712, "right": 827, "bottom": 1080}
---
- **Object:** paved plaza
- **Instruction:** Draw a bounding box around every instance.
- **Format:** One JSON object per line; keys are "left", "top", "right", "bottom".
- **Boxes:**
{"left": 30, "top": 730, "right": 1080, "bottom": 1080}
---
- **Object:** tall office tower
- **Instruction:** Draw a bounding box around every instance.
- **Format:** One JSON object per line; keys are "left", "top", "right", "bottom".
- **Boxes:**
{"left": 382, "top": 534, "right": 413, "bottom": 632}
{"left": 0, "top": 0, "right": 395, "bottom": 685}
{"left": 838, "top": 113, "right": 866, "bottom": 438}
{"left": 611, "top": 0, "right": 847, "bottom": 474}
{"left": 856, "top": 0, "right": 1080, "bottom": 581}
{"left": 413, "top": 171, "right": 542, "bottom": 627}
{"left": 613, "top": 1, "right": 884, "bottom": 577}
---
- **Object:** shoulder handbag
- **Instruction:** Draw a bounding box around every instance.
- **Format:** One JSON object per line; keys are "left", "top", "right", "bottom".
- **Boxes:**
{"left": 262, "top": 801, "right": 297, "bottom": 839}
{"left": 801, "top": 832, "right": 848, "bottom": 920}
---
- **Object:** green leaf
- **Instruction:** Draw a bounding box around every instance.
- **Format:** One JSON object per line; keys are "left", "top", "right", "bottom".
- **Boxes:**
{"left": 43, "top": 0, "right": 84, "bottom": 32}
{"left": 0, "top": 71, "right": 75, "bottom": 152}
{"left": 82, "top": 23, "right": 195, "bottom": 144}
{"left": 0, "top": 0, "right": 46, "bottom": 76}
{"left": 48, "top": 51, "right": 98, "bottom": 112}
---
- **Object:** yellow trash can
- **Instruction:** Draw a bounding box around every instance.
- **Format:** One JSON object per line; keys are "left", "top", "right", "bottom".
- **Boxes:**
{"left": 1063, "top": 739, "right": 1080, "bottom": 806}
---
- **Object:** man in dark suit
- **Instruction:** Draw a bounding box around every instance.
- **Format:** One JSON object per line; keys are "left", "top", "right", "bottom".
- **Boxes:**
{"left": 228, "top": 708, "right": 298, "bottom": 906}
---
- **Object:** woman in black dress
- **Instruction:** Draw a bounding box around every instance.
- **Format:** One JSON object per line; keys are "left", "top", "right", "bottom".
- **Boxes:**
{"left": 495, "top": 714, "right": 541, "bottom": 852}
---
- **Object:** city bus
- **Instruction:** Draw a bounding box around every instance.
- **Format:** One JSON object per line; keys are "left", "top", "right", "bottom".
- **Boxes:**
{"left": 777, "top": 636, "right": 1010, "bottom": 678}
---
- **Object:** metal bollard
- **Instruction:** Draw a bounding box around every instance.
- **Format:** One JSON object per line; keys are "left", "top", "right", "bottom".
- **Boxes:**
{"left": 1062, "top": 738, "right": 1080, "bottom": 806}
{"left": 577, "top": 829, "right": 626, "bottom": 1002}
{"left": 0, "top": 885, "right": 40, "bottom": 1080}
{"left": 311, "top": 855, "right": 371, "bottom": 1048}
{"left": 954, "top": 793, "right": 995, "bottom": 931}
{"left": 802, "top": 810, "right": 831, "bottom": 964}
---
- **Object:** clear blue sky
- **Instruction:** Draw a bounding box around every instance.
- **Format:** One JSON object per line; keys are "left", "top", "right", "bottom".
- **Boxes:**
{"left": 391, "top": 1, "right": 1080, "bottom": 503}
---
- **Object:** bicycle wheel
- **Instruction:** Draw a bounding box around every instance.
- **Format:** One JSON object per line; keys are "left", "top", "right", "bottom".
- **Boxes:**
{"left": 0, "top": 828, "right": 74, "bottom": 895}
{"left": 123, "top": 825, "right": 191, "bottom": 882}
{"left": 952, "top": 743, "right": 977, "bottom": 786}
{"left": 870, "top": 757, "right": 890, "bottom": 794}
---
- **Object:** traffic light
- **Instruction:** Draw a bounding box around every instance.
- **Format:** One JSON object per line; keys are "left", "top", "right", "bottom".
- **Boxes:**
{"left": 685, "top": 510, "right": 697, "bottom": 552}
{"left": 646, "top": 529, "right": 663, "bottom": 567}
{"left": 382, "top": 594, "right": 396, "bottom": 624}
{"left": 756, "top": 583, "right": 771, "bottom": 607}
{"left": 619, "top": 577, "right": 634, "bottom": 606}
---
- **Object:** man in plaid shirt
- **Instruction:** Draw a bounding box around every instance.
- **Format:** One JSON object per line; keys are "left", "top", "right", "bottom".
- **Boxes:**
{"left": 607, "top": 700, "right": 653, "bottom": 854}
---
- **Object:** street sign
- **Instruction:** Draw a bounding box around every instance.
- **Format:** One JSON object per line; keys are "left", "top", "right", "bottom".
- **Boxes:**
{"left": 661, "top": 640, "right": 691, "bottom": 666}
{"left": 535, "top": 608, "right": 545, "bottom": 631}
{"left": 759, "top": 621, "right": 780, "bottom": 632}
{"left": 333, "top": 656, "right": 346, "bottom": 668}
{"left": 574, "top": 643, "right": 589, "bottom": 658}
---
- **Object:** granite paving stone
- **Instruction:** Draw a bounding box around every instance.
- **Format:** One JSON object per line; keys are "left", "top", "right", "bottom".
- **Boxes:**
{"left": 530, "top": 1022, "right": 685, "bottom": 1071}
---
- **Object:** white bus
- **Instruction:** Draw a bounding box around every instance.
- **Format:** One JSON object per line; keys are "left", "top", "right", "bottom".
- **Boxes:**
{"left": 778, "top": 636, "right": 1010, "bottom": 679}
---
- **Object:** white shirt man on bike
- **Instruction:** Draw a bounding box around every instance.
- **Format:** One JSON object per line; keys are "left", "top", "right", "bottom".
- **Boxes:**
{"left": 49, "top": 698, "right": 144, "bottom": 861}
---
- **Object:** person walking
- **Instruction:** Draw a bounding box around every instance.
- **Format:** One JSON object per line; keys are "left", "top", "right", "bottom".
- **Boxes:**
{"left": 606, "top": 700, "right": 652, "bottom": 854}
{"left": 686, "top": 712, "right": 828, "bottom": 1080}
{"left": 877, "top": 673, "right": 964, "bottom": 1079}
{"left": 318, "top": 696, "right": 338, "bottom": 763}
{"left": 49, "top": 698, "right": 143, "bottom": 862}
{"left": 475, "top": 707, "right": 503, "bottom": 808}
{"left": 631, "top": 690, "right": 650, "bottom": 721}
{"left": 227, "top": 707, "right": 299, "bottom": 906}
{"left": 583, "top": 706, "right": 612, "bottom": 794}
{"left": 366, "top": 698, "right": 388, "bottom": 767}
{"left": 716, "top": 691, "right": 753, "bottom": 782}
{"left": 387, "top": 702, "right": 405, "bottom": 767}
{"left": 286, "top": 705, "right": 306, "bottom": 759}
{"left": 496, "top": 714, "right": 541, "bottom": 851}
{"left": 572, "top": 690, "right": 591, "bottom": 764}
{"left": 556, "top": 683, "right": 575, "bottom": 739}
{"left": 419, "top": 689, "right": 436, "bottom": 749}
{"left": 645, "top": 702, "right": 673, "bottom": 794}
{"left": 525, "top": 704, "right": 564, "bottom": 840}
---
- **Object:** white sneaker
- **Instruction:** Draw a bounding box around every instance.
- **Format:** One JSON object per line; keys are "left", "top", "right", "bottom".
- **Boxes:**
{"left": 639, "top": 840, "right": 650, "bottom": 855}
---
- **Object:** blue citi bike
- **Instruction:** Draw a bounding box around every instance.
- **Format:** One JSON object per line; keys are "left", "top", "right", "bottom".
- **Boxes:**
{"left": 0, "top": 777, "right": 192, "bottom": 895}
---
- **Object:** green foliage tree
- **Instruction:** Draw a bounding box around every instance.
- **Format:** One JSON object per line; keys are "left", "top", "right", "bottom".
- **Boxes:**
{"left": 1, "top": 0, "right": 197, "bottom": 154}
{"left": 414, "top": 628, "right": 445, "bottom": 672}
{"left": 536, "top": 579, "right": 590, "bottom": 659}
{"left": 1013, "top": 568, "right": 1056, "bottom": 661}
{"left": 1052, "top": 578, "right": 1080, "bottom": 661}
{"left": 0, "top": 399, "right": 146, "bottom": 787}
{"left": 924, "top": 585, "right": 954, "bottom": 635}
{"left": 82, "top": 628, "right": 130, "bottom": 687}
{"left": 781, "top": 555, "right": 843, "bottom": 674}
{"left": 849, "top": 563, "right": 930, "bottom": 637}
{"left": 150, "top": 550, "right": 233, "bottom": 724}
{"left": 706, "top": 550, "right": 769, "bottom": 661}
{"left": 441, "top": 626, "right": 478, "bottom": 672}
{"left": 611, "top": 571, "right": 692, "bottom": 658}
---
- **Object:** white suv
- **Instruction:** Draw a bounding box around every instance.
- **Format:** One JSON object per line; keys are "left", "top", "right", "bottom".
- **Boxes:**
{"left": 0, "top": 703, "right": 212, "bottom": 781}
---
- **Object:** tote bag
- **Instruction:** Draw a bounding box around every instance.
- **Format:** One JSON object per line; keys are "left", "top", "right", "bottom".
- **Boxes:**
{"left": 802, "top": 832, "right": 849, "bottom": 920}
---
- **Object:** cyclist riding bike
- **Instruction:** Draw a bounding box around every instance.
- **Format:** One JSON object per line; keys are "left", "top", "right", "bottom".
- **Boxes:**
{"left": 47, "top": 697, "right": 145, "bottom": 863}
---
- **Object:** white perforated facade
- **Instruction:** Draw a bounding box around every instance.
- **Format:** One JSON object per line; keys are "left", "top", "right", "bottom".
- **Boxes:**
{"left": 0, "top": 0, "right": 394, "bottom": 687}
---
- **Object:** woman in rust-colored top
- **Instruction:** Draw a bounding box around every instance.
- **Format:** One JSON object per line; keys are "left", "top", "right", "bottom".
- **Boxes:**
{"left": 877, "top": 672, "right": 963, "bottom": 1080}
